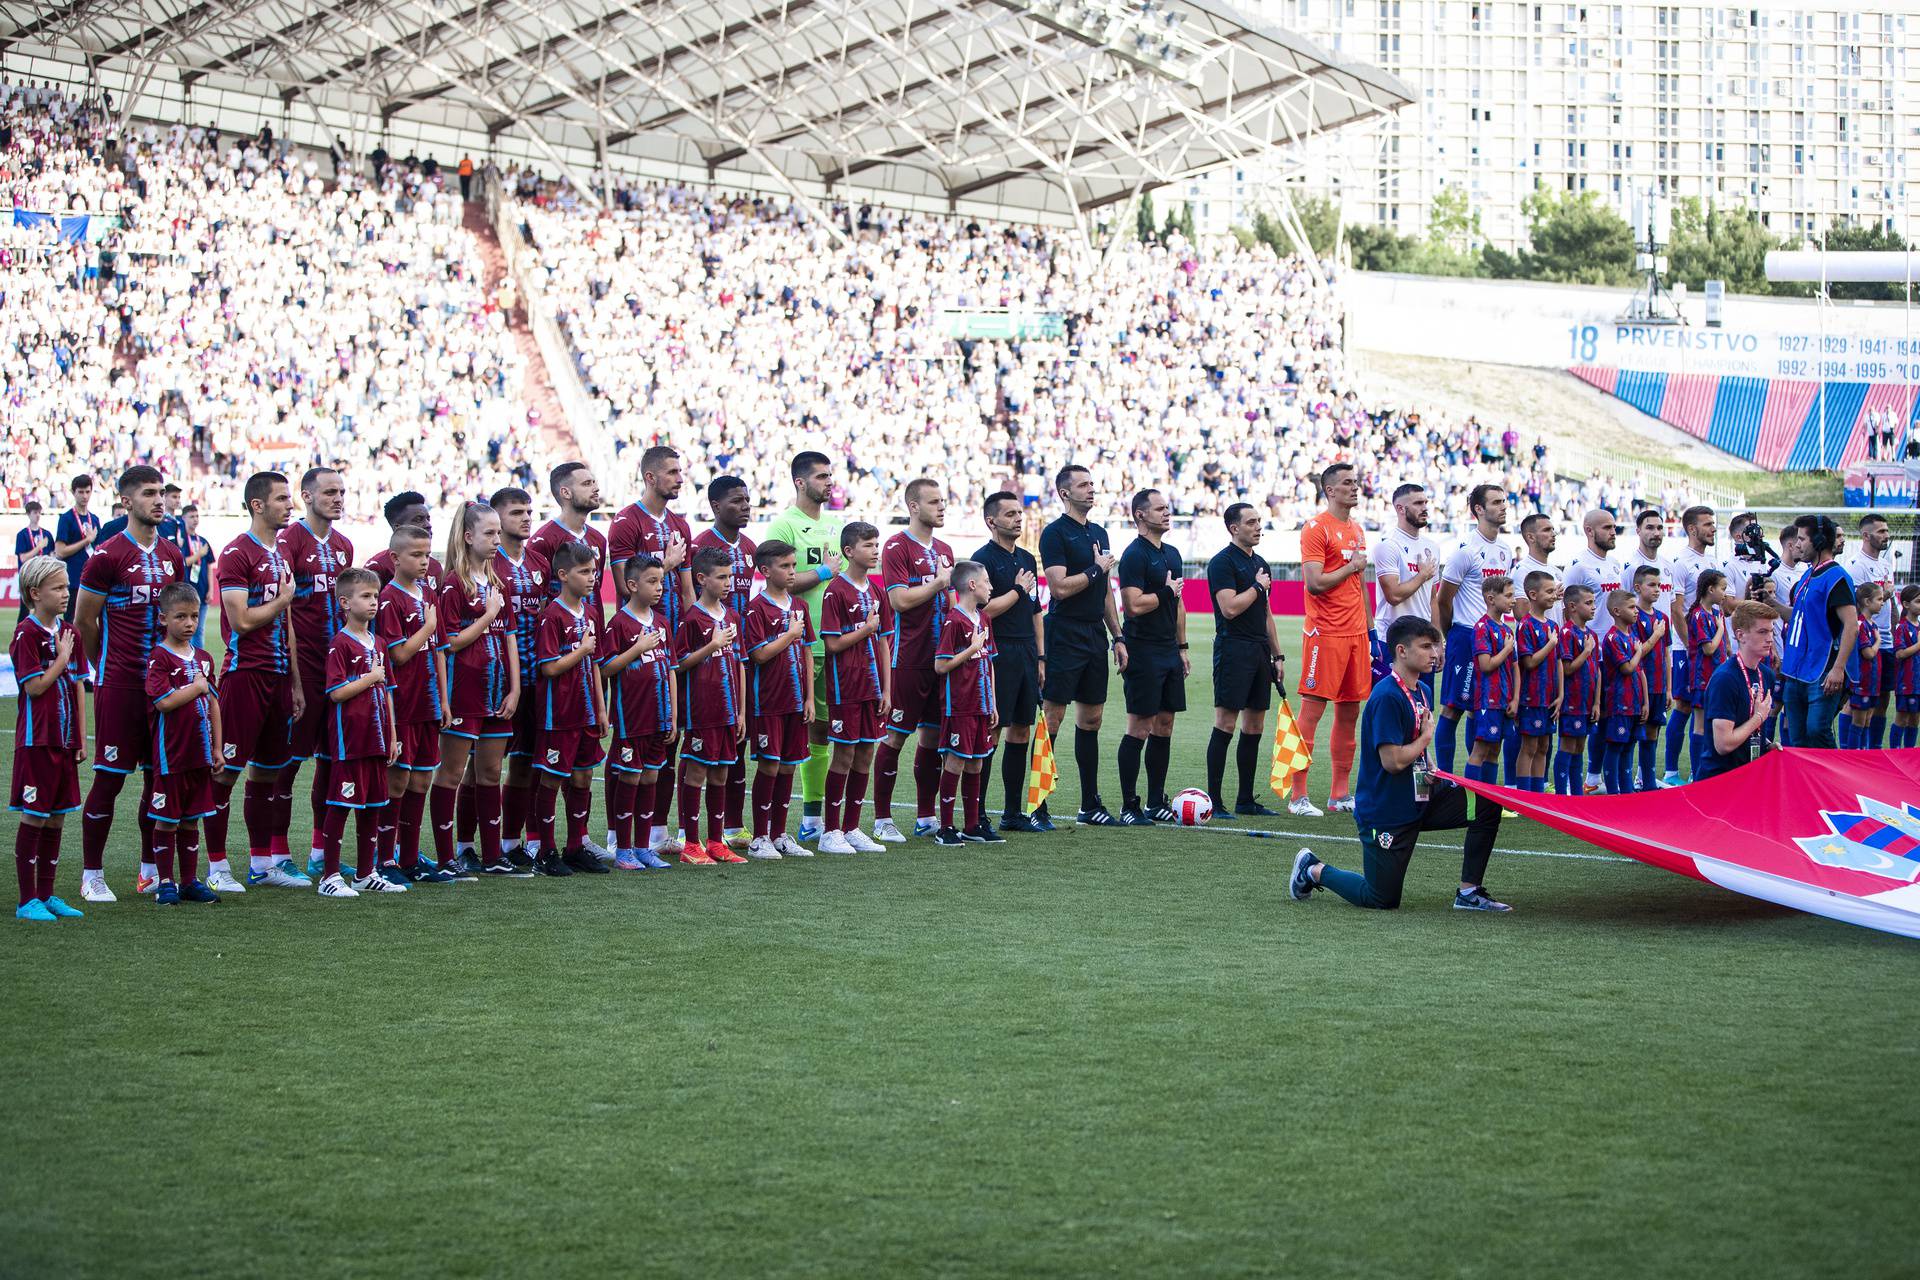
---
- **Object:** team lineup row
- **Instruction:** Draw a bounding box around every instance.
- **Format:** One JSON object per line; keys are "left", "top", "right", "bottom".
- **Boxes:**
{"left": 9, "top": 451, "right": 1915, "bottom": 922}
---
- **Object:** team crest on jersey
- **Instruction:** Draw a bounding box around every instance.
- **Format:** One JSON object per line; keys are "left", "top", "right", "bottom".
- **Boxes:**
{"left": 831, "top": 719, "right": 844, "bottom": 734}
{"left": 224, "top": 742, "right": 238, "bottom": 758}
{"left": 22, "top": 786, "right": 36, "bottom": 804}
{"left": 341, "top": 782, "right": 356, "bottom": 799}
{"left": 1796, "top": 797, "right": 1920, "bottom": 882}
{"left": 689, "top": 736, "right": 704, "bottom": 754}
{"left": 1378, "top": 830, "right": 1393, "bottom": 848}
{"left": 620, "top": 747, "right": 633, "bottom": 763}
{"left": 757, "top": 735, "right": 769, "bottom": 749}
{"left": 950, "top": 733, "right": 960, "bottom": 747}
{"left": 532, "top": 573, "right": 543, "bottom": 585}
{"left": 151, "top": 792, "right": 166, "bottom": 810}
{"left": 547, "top": 748, "right": 561, "bottom": 765}
{"left": 890, "top": 708, "right": 905, "bottom": 723}
{"left": 104, "top": 745, "right": 118, "bottom": 763}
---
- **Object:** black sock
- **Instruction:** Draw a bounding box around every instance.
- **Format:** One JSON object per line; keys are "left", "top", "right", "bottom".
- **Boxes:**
{"left": 1001, "top": 738, "right": 1029, "bottom": 815}
{"left": 1145, "top": 734, "right": 1171, "bottom": 806}
{"left": 1074, "top": 726, "right": 1102, "bottom": 810}
{"left": 1206, "top": 727, "right": 1231, "bottom": 800}
{"left": 1117, "top": 734, "right": 1144, "bottom": 805}
{"left": 1235, "top": 732, "right": 1262, "bottom": 805}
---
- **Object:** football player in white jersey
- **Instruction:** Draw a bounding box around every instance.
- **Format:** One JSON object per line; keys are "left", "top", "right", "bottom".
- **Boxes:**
{"left": 1667, "top": 506, "right": 1720, "bottom": 784}
{"left": 1432, "top": 484, "right": 1516, "bottom": 775}
{"left": 1370, "top": 483, "right": 1443, "bottom": 699}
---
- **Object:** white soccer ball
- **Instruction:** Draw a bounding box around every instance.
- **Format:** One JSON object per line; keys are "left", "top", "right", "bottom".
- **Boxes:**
{"left": 1172, "top": 788, "right": 1214, "bottom": 826}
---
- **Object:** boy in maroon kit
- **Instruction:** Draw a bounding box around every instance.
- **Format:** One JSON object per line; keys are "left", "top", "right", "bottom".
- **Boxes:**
{"left": 529, "top": 541, "right": 611, "bottom": 876}
{"left": 277, "top": 466, "right": 353, "bottom": 878}
{"left": 743, "top": 539, "right": 813, "bottom": 860}
{"left": 365, "top": 492, "right": 442, "bottom": 592}
{"left": 874, "top": 479, "right": 954, "bottom": 841}
{"left": 214, "top": 471, "right": 305, "bottom": 890}
{"left": 820, "top": 523, "right": 893, "bottom": 854}
{"left": 600, "top": 555, "right": 677, "bottom": 871}
{"left": 73, "top": 464, "right": 186, "bottom": 903}
{"left": 317, "top": 569, "right": 404, "bottom": 897}
{"left": 675, "top": 545, "right": 748, "bottom": 865}
{"left": 931, "top": 562, "right": 1001, "bottom": 847}
{"left": 694, "top": 475, "right": 757, "bottom": 849}
{"left": 12, "top": 556, "right": 86, "bottom": 921}
{"left": 143, "top": 584, "right": 224, "bottom": 904}
{"left": 376, "top": 526, "right": 453, "bottom": 883}
{"left": 492, "top": 486, "right": 551, "bottom": 867}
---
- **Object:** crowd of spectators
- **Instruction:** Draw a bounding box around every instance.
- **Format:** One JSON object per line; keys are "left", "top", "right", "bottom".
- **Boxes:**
{"left": 1, "top": 80, "right": 538, "bottom": 519}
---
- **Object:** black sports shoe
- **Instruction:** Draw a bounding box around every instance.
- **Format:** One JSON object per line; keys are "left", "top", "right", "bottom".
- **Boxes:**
{"left": 1076, "top": 804, "right": 1117, "bottom": 826}
{"left": 481, "top": 859, "right": 535, "bottom": 878}
{"left": 1030, "top": 804, "right": 1057, "bottom": 832}
{"left": 535, "top": 850, "right": 573, "bottom": 877}
{"left": 1234, "top": 799, "right": 1278, "bottom": 817}
{"left": 1206, "top": 797, "right": 1237, "bottom": 821}
{"left": 933, "top": 826, "right": 967, "bottom": 847}
{"left": 456, "top": 850, "right": 485, "bottom": 875}
{"left": 506, "top": 846, "right": 537, "bottom": 872}
{"left": 1117, "top": 803, "right": 1154, "bottom": 826}
{"left": 1147, "top": 799, "right": 1179, "bottom": 824}
{"left": 562, "top": 846, "right": 609, "bottom": 874}
{"left": 998, "top": 812, "right": 1043, "bottom": 834}
{"left": 962, "top": 821, "right": 1007, "bottom": 844}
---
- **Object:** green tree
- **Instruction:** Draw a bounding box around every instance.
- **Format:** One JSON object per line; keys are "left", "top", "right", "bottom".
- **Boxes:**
{"left": 1345, "top": 223, "right": 1417, "bottom": 272}
{"left": 1813, "top": 220, "right": 1916, "bottom": 301}
{"left": 1290, "top": 194, "right": 1342, "bottom": 258}
{"left": 1427, "top": 184, "right": 1482, "bottom": 253}
{"left": 1667, "top": 197, "right": 1789, "bottom": 295}
{"left": 1178, "top": 202, "right": 1197, "bottom": 244}
{"left": 1136, "top": 190, "right": 1157, "bottom": 244}
{"left": 1514, "top": 185, "right": 1636, "bottom": 285}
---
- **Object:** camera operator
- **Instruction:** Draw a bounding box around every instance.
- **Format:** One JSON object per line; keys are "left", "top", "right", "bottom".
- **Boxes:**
{"left": 1724, "top": 511, "right": 1778, "bottom": 604}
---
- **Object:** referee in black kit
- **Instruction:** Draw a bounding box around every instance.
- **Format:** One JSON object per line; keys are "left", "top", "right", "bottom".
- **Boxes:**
{"left": 1116, "top": 489, "right": 1187, "bottom": 825}
{"left": 1205, "top": 503, "right": 1285, "bottom": 818}
{"left": 1039, "top": 463, "right": 1125, "bottom": 827}
{"left": 976, "top": 491, "right": 1048, "bottom": 833}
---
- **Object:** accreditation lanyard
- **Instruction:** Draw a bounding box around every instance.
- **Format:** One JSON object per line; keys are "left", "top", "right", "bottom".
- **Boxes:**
{"left": 1390, "top": 667, "right": 1435, "bottom": 800}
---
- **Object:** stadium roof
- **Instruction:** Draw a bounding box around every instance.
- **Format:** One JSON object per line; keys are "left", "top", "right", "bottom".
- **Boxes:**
{"left": 2, "top": 0, "right": 1410, "bottom": 225}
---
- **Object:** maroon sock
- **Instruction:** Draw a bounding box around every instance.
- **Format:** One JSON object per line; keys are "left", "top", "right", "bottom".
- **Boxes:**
{"left": 15, "top": 824, "right": 34, "bottom": 906}
{"left": 203, "top": 794, "right": 229, "bottom": 860}
{"left": 243, "top": 778, "right": 274, "bottom": 856}
{"left": 610, "top": 778, "right": 636, "bottom": 849}
{"left": 476, "top": 785, "right": 503, "bottom": 864}
{"left": 565, "top": 784, "right": 591, "bottom": 850}
{"left": 429, "top": 784, "right": 457, "bottom": 866}
{"left": 398, "top": 788, "right": 427, "bottom": 869}
{"left": 355, "top": 811, "right": 377, "bottom": 881}
{"left": 962, "top": 769, "right": 983, "bottom": 830}
{"left": 724, "top": 760, "right": 746, "bottom": 832}
{"left": 137, "top": 806, "right": 156, "bottom": 872}
{"left": 321, "top": 805, "right": 348, "bottom": 878}
{"left": 152, "top": 826, "right": 176, "bottom": 883}
{"left": 80, "top": 770, "right": 126, "bottom": 871}
{"left": 844, "top": 770, "right": 868, "bottom": 833}
{"left": 872, "top": 740, "right": 901, "bottom": 823}
{"left": 774, "top": 769, "right": 796, "bottom": 838}
{"left": 752, "top": 768, "right": 777, "bottom": 840}
{"left": 309, "top": 758, "right": 332, "bottom": 845}
{"left": 634, "top": 775, "right": 658, "bottom": 847}
{"left": 375, "top": 810, "right": 396, "bottom": 865}
{"left": 678, "top": 780, "right": 701, "bottom": 845}
{"left": 178, "top": 822, "right": 201, "bottom": 884}
{"left": 913, "top": 746, "right": 941, "bottom": 820}
{"left": 654, "top": 773, "right": 677, "bottom": 841}
{"left": 705, "top": 781, "right": 725, "bottom": 842}
{"left": 456, "top": 779, "right": 477, "bottom": 844}
{"left": 35, "top": 825, "right": 59, "bottom": 900}
{"left": 503, "top": 783, "right": 528, "bottom": 844}
{"left": 824, "top": 769, "right": 847, "bottom": 834}
{"left": 271, "top": 766, "right": 298, "bottom": 854}
{"left": 532, "top": 784, "right": 559, "bottom": 851}
{"left": 938, "top": 768, "right": 959, "bottom": 829}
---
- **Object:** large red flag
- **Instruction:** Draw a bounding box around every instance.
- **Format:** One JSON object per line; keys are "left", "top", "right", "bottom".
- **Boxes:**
{"left": 1442, "top": 749, "right": 1920, "bottom": 939}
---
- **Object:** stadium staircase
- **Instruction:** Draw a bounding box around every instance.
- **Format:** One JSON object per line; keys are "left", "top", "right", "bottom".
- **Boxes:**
{"left": 462, "top": 199, "right": 577, "bottom": 460}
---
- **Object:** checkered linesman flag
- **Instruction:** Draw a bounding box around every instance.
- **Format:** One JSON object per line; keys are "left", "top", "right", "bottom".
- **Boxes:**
{"left": 1269, "top": 697, "right": 1312, "bottom": 797}
{"left": 1026, "top": 715, "right": 1058, "bottom": 809}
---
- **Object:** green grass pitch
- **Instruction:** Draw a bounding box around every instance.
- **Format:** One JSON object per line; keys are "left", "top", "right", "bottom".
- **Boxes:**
{"left": 1, "top": 617, "right": 1914, "bottom": 1277}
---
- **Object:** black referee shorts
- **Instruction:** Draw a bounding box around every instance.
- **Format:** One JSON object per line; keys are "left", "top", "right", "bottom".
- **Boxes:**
{"left": 1212, "top": 636, "right": 1273, "bottom": 712}
{"left": 1042, "top": 618, "right": 1108, "bottom": 707}
{"left": 1122, "top": 645, "right": 1186, "bottom": 717}
{"left": 993, "top": 642, "right": 1041, "bottom": 728}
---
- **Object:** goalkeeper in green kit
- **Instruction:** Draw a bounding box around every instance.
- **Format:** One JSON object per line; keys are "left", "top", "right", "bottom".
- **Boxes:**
{"left": 764, "top": 451, "right": 844, "bottom": 843}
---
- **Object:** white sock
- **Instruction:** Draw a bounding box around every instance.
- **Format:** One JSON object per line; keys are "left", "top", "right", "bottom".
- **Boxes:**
{"left": 605, "top": 828, "right": 616, "bottom": 850}
{"left": 209, "top": 857, "right": 230, "bottom": 873}
{"left": 501, "top": 837, "right": 521, "bottom": 854}
{"left": 83, "top": 868, "right": 105, "bottom": 882}
{"left": 251, "top": 854, "right": 275, "bottom": 871}
{"left": 308, "top": 845, "right": 325, "bottom": 860}
{"left": 649, "top": 825, "right": 665, "bottom": 845}
{"left": 140, "top": 861, "right": 157, "bottom": 879}
{"left": 456, "top": 841, "right": 474, "bottom": 857}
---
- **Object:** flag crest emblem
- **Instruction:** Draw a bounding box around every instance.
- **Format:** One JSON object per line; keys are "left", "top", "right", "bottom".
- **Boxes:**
{"left": 1796, "top": 797, "right": 1920, "bottom": 882}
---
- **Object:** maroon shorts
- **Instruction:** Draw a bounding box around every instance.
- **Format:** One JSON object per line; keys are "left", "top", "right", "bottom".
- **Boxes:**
{"left": 11, "top": 744, "right": 82, "bottom": 817}
{"left": 92, "top": 683, "right": 155, "bottom": 772}
{"left": 751, "top": 711, "right": 810, "bottom": 764}
{"left": 326, "top": 756, "right": 391, "bottom": 809}
{"left": 534, "top": 726, "right": 607, "bottom": 777}
{"left": 609, "top": 732, "right": 672, "bottom": 775}
{"left": 288, "top": 665, "right": 330, "bottom": 760}
{"left": 826, "top": 702, "right": 885, "bottom": 745}
{"left": 145, "top": 767, "right": 218, "bottom": 823}
{"left": 444, "top": 712, "right": 512, "bottom": 741}
{"left": 508, "top": 693, "right": 540, "bottom": 758}
{"left": 395, "top": 720, "right": 441, "bottom": 772}
{"left": 939, "top": 714, "right": 996, "bottom": 760}
{"left": 886, "top": 666, "right": 939, "bottom": 734}
{"left": 216, "top": 667, "right": 296, "bottom": 772}
{"left": 682, "top": 725, "right": 742, "bottom": 767}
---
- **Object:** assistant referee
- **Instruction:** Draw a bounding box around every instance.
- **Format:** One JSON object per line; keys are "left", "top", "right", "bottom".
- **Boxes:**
{"left": 976, "top": 491, "right": 1047, "bottom": 832}
{"left": 1038, "top": 463, "right": 1125, "bottom": 826}
{"left": 1204, "top": 502, "right": 1283, "bottom": 818}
